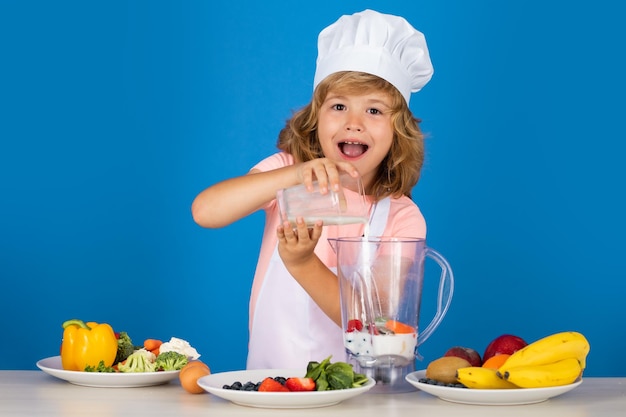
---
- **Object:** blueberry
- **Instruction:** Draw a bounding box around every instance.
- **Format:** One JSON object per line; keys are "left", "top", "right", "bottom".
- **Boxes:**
{"left": 274, "top": 376, "right": 287, "bottom": 385}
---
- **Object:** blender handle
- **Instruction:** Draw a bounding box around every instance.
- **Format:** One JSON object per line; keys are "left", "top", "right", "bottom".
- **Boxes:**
{"left": 416, "top": 247, "right": 454, "bottom": 346}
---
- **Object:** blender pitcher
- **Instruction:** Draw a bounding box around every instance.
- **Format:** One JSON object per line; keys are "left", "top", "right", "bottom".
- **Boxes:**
{"left": 329, "top": 236, "right": 454, "bottom": 393}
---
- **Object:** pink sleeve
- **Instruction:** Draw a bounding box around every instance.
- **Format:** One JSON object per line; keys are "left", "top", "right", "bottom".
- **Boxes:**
{"left": 251, "top": 152, "right": 294, "bottom": 173}
{"left": 250, "top": 152, "right": 295, "bottom": 211}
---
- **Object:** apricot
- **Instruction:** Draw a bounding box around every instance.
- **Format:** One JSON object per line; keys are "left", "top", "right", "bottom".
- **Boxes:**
{"left": 181, "top": 360, "right": 210, "bottom": 374}
{"left": 179, "top": 360, "right": 211, "bottom": 394}
{"left": 482, "top": 354, "right": 510, "bottom": 369}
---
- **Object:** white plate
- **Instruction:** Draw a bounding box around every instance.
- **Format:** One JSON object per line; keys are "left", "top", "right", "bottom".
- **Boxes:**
{"left": 406, "top": 370, "right": 582, "bottom": 405}
{"left": 197, "top": 368, "right": 376, "bottom": 408}
{"left": 36, "top": 356, "right": 180, "bottom": 388}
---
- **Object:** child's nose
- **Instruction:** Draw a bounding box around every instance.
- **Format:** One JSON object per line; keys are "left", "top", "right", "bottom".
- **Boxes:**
{"left": 344, "top": 114, "right": 363, "bottom": 132}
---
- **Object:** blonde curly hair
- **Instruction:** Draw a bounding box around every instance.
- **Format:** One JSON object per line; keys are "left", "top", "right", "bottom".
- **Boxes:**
{"left": 277, "top": 71, "right": 425, "bottom": 201}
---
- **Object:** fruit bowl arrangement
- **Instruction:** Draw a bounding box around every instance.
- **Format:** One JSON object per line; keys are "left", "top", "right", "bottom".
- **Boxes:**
{"left": 406, "top": 331, "right": 589, "bottom": 405}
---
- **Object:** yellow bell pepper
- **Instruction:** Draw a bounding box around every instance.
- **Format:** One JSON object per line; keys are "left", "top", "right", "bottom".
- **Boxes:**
{"left": 60, "top": 319, "right": 118, "bottom": 371}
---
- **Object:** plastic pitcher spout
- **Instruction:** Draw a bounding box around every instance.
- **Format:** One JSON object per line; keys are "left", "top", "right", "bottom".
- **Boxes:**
{"left": 328, "top": 238, "right": 338, "bottom": 253}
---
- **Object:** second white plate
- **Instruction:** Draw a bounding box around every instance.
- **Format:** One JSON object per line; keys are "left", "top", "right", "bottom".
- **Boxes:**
{"left": 406, "top": 370, "right": 582, "bottom": 405}
{"left": 197, "top": 368, "right": 376, "bottom": 408}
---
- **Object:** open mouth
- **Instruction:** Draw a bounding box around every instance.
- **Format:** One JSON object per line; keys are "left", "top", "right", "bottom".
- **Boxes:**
{"left": 339, "top": 141, "right": 369, "bottom": 158}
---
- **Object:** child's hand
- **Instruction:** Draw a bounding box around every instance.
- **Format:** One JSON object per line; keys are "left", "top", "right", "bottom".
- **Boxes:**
{"left": 296, "top": 158, "right": 359, "bottom": 194}
{"left": 277, "top": 217, "right": 323, "bottom": 267}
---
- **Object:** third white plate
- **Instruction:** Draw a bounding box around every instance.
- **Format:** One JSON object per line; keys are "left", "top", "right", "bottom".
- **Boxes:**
{"left": 406, "top": 370, "right": 582, "bottom": 405}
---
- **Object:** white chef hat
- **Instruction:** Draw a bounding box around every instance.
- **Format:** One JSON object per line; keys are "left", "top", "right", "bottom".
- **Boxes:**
{"left": 313, "top": 9, "right": 434, "bottom": 104}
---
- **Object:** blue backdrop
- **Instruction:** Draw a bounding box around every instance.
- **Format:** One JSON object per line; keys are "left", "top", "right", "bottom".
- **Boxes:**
{"left": 1, "top": 0, "right": 624, "bottom": 376}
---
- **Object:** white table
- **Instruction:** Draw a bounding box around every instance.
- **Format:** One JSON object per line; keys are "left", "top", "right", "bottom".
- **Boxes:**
{"left": 1, "top": 371, "right": 625, "bottom": 416}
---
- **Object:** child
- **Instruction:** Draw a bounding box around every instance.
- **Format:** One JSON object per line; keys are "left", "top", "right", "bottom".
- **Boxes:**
{"left": 191, "top": 9, "right": 434, "bottom": 369}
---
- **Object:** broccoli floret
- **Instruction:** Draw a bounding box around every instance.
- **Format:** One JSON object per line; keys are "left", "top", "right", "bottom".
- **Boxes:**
{"left": 117, "top": 349, "right": 156, "bottom": 373}
{"left": 154, "top": 351, "right": 188, "bottom": 371}
{"left": 84, "top": 360, "right": 115, "bottom": 373}
{"left": 115, "top": 331, "right": 136, "bottom": 365}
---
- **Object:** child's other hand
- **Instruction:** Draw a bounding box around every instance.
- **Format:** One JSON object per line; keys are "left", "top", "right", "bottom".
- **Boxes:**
{"left": 296, "top": 158, "right": 359, "bottom": 194}
{"left": 277, "top": 217, "right": 323, "bottom": 267}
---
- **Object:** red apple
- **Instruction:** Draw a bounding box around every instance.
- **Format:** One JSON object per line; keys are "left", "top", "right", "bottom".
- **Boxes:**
{"left": 444, "top": 346, "right": 482, "bottom": 367}
{"left": 483, "top": 334, "right": 528, "bottom": 362}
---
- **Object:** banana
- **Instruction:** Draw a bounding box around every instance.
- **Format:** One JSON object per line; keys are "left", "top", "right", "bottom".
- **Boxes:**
{"left": 500, "top": 357, "right": 582, "bottom": 388}
{"left": 498, "top": 331, "right": 590, "bottom": 373}
{"left": 456, "top": 367, "right": 519, "bottom": 389}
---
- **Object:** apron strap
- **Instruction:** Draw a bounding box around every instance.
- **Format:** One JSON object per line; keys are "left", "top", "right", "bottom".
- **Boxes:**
{"left": 367, "top": 197, "right": 391, "bottom": 237}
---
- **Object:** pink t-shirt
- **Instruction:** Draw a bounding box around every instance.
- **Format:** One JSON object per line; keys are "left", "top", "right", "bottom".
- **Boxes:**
{"left": 248, "top": 152, "right": 427, "bottom": 330}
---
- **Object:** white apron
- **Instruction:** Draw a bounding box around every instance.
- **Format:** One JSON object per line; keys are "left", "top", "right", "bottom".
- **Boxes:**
{"left": 246, "top": 197, "right": 391, "bottom": 369}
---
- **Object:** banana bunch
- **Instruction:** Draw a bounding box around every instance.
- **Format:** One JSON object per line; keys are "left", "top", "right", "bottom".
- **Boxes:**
{"left": 496, "top": 331, "right": 589, "bottom": 388}
{"left": 498, "top": 357, "right": 582, "bottom": 388}
{"left": 455, "top": 331, "right": 589, "bottom": 389}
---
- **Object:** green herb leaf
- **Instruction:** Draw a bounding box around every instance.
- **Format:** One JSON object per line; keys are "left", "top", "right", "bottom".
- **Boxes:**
{"left": 326, "top": 362, "right": 354, "bottom": 390}
{"left": 352, "top": 372, "right": 369, "bottom": 387}
{"left": 305, "top": 356, "right": 331, "bottom": 380}
{"left": 305, "top": 356, "right": 368, "bottom": 391}
{"left": 316, "top": 370, "right": 329, "bottom": 391}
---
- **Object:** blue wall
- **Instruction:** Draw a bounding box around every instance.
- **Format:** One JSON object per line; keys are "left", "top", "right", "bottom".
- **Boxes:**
{"left": 1, "top": 1, "right": 624, "bottom": 376}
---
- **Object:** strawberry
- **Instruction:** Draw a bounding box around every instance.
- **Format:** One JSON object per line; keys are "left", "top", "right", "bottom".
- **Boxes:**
{"left": 257, "top": 377, "right": 290, "bottom": 392}
{"left": 285, "top": 377, "right": 316, "bottom": 392}
{"left": 347, "top": 319, "right": 363, "bottom": 332}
